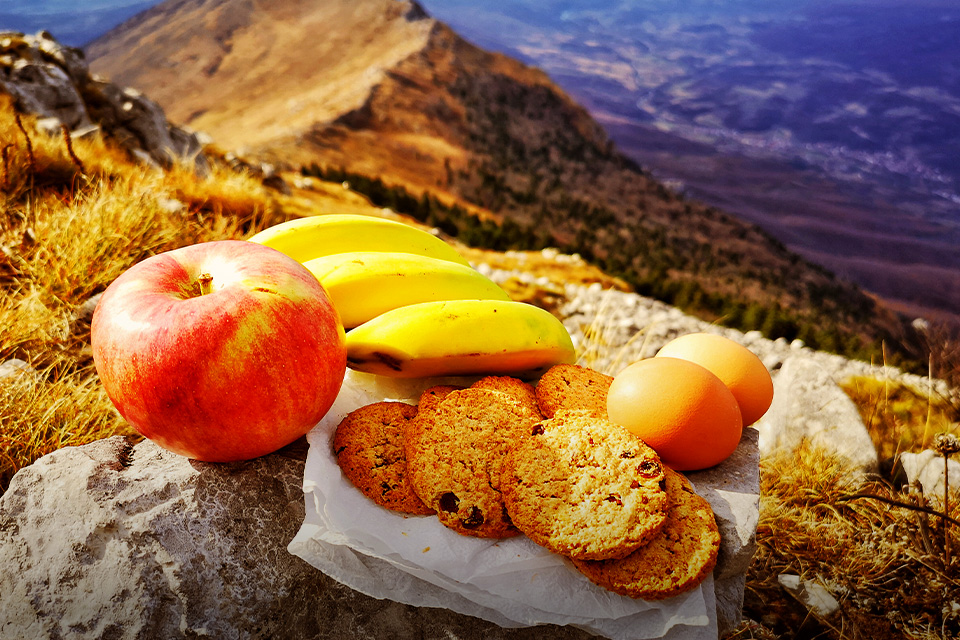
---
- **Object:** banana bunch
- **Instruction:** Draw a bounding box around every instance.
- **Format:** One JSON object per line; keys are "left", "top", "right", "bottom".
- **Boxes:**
{"left": 302, "top": 251, "right": 511, "bottom": 329}
{"left": 249, "top": 213, "right": 575, "bottom": 378}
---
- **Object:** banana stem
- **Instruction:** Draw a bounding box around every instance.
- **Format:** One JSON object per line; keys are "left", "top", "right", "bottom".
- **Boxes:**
{"left": 197, "top": 273, "right": 214, "bottom": 296}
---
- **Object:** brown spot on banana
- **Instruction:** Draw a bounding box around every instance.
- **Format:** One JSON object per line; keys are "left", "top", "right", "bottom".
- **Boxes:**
{"left": 347, "top": 351, "right": 405, "bottom": 372}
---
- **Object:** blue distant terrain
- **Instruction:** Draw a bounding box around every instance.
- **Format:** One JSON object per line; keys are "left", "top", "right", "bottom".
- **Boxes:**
{"left": 420, "top": 0, "right": 960, "bottom": 221}
{"left": 0, "top": 1, "right": 155, "bottom": 46}
{"left": 415, "top": 0, "right": 960, "bottom": 318}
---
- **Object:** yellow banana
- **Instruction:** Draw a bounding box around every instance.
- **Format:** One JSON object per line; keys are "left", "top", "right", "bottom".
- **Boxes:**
{"left": 247, "top": 213, "right": 469, "bottom": 266}
{"left": 345, "top": 299, "right": 576, "bottom": 378}
{"left": 302, "top": 252, "right": 511, "bottom": 329}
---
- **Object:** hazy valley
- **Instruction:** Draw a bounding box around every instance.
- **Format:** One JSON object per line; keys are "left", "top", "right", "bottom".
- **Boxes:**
{"left": 419, "top": 0, "right": 960, "bottom": 322}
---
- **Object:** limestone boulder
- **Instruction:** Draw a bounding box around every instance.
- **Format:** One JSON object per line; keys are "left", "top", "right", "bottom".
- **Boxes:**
{"left": 0, "top": 38, "right": 92, "bottom": 130}
{"left": 754, "top": 356, "right": 879, "bottom": 475}
{"left": 0, "top": 437, "right": 646, "bottom": 639}
{"left": 2, "top": 430, "right": 760, "bottom": 639}
{"left": 688, "top": 428, "right": 760, "bottom": 635}
{"left": 85, "top": 80, "right": 207, "bottom": 171}
{"left": 0, "top": 427, "right": 757, "bottom": 639}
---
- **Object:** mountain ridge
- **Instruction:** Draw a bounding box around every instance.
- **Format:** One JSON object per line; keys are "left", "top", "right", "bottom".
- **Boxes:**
{"left": 84, "top": 0, "right": 921, "bottom": 363}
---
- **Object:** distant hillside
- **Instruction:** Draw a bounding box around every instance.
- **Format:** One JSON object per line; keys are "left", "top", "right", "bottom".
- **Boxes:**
{"left": 416, "top": 0, "right": 960, "bottom": 324}
{"left": 86, "top": 0, "right": 921, "bottom": 365}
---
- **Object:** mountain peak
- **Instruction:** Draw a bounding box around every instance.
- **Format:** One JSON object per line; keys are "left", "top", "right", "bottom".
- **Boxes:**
{"left": 86, "top": 0, "right": 438, "bottom": 150}
{"left": 404, "top": 0, "right": 431, "bottom": 21}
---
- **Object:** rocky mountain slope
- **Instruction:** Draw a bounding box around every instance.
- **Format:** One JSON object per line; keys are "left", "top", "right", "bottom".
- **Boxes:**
{"left": 85, "top": 0, "right": 920, "bottom": 364}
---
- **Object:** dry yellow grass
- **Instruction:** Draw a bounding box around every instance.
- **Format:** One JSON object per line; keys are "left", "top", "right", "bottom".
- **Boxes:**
{"left": 842, "top": 375, "right": 958, "bottom": 462}
{"left": 0, "top": 366, "right": 126, "bottom": 481}
{"left": 748, "top": 443, "right": 960, "bottom": 639}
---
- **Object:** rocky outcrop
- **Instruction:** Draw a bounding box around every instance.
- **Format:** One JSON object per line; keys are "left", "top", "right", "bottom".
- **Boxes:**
{"left": 2, "top": 436, "right": 560, "bottom": 639}
{"left": 687, "top": 428, "right": 760, "bottom": 635}
{"left": 753, "top": 356, "right": 879, "bottom": 476}
{"left": 0, "top": 30, "right": 208, "bottom": 173}
{"left": 0, "top": 431, "right": 756, "bottom": 639}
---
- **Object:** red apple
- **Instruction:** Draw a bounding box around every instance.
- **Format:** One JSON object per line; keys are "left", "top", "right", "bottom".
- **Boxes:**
{"left": 91, "top": 240, "right": 347, "bottom": 462}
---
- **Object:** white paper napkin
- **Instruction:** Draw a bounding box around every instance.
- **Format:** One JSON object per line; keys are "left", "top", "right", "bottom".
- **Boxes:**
{"left": 288, "top": 370, "right": 719, "bottom": 640}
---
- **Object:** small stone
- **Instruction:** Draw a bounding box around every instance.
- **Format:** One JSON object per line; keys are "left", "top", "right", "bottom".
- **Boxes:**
{"left": 157, "top": 197, "right": 186, "bottom": 214}
{"left": 900, "top": 449, "right": 960, "bottom": 501}
{"left": 777, "top": 574, "right": 840, "bottom": 617}
{"left": 71, "top": 292, "right": 103, "bottom": 328}
{"left": 72, "top": 124, "right": 101, "bottom": 139}
{"left": 34, "top": 116, "right": 63, "bottom": 136}
{"left": 0, "top": 358, "right": 35, "bottom": 380}
{"left": 761, "top": 353, "right": 784, "bottom": 371}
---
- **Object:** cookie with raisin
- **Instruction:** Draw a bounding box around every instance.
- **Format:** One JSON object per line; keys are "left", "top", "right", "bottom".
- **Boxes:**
{"left": 571, "top": 467, "right": 720, "bottom": 600}
{"left": 406, "top": 387, "right": 540, "bottom": 538}
{"left": 501, "top": 410, "right": 669, "bottom": 560}
{"left": 333, "top": 401, "right": 434, "bottom": 515}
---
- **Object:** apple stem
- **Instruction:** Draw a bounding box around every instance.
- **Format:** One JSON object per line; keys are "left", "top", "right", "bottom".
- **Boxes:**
{"left": 197, "top": 273, "right": 214, "bottom": 296}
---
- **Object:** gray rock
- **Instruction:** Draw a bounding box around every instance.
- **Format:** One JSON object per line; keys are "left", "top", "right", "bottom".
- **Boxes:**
{"left": 689, "top": 428, "right": 760, "bottom": 583}
{"left": 777, "top": 574, "right": 840, "bottom": 617}
{"left": 1, "top": 55, "right": 92, "bottom": 130}
{"left": 34, "top": 115, "right": 66, "bottom": 136}
{"left": 33, "top": 30, "right": 89, "bottom": 86}
{"left": 88, "top": 78, "right": 209, "bottom": 174}
{"left": 754, "top": 356, "right": 879, "bottom": 475}
{"left": 73, "top": 292, "right": 103, "bottom": 324}
{"left": 714, "top": 575, "right": 746, "bottom": 638}
{"left": 0, "top": 31, "right": 208, "bottom": 175}
{"left": 900, "top": 449, "right": 960, "bottom": 502}
{"left": 689, "top": 428, "right": 760, "bottom": 636}
{"left": 0, "top": 437, "right": 666, "bottom": 639}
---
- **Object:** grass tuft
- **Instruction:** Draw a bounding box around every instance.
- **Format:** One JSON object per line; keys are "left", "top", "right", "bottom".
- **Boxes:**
{"left": 841, "top": 375, "right": 958, "bottom": 462}
{"left": 748, "top": 443, "right": 960, "bottom": 639}
{"left": 0, "top": 365, "right": 136, "bottom": 491}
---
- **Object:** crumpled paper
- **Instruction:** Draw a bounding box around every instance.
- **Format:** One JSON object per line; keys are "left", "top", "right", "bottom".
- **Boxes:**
{"left": 288, "top": 371, "right": 718, "bottom": 640}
